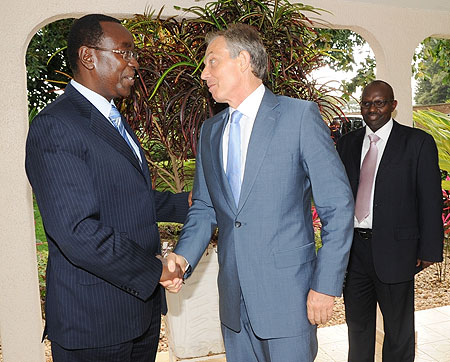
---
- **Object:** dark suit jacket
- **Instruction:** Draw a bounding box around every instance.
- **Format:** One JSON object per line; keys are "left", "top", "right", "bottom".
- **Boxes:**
{"left": 25, "top": 83, "right": 189, "bottom": 349}
{"left": 337, "top": 121, "right": 443, "bottom": 283}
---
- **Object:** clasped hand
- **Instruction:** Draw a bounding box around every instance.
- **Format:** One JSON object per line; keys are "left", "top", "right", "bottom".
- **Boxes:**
{"left": 158, "top": 253, "right": 187, "bottom": 293}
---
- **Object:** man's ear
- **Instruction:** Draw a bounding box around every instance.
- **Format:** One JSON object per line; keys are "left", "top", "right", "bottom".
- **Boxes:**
{"left": 238, "top": 50, "right": 252, "bottom": 73}
{"left": 391, "top": 99, "right": 398, "bottom": 112}
{"left": 78, "top": 46, "right": 95, "bottom": 71}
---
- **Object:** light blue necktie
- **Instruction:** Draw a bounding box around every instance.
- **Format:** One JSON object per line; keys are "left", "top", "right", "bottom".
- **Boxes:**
{"left": 226, "top": 110, "right": 243, "bottom": 206}
{"left": 109, "top": 104, "right": 142, "bottom": 167}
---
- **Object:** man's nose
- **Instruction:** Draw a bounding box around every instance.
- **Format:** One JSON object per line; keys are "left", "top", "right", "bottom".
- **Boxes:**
{"left": 129, "top": 57, "right": 139, "bottom": 70}
{"left": 368, "top": 102, "right": 378, "bottom": 111}
{"left": 201, "top": 66, "right": 209, "bottom": 80}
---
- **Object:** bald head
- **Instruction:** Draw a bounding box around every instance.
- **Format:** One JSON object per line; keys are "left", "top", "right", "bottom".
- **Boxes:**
{"left": 360, "top": 80, "right": 397, "bottom": 132}
{"left": 362, "top": 80, "right": 395, "bottom": 100}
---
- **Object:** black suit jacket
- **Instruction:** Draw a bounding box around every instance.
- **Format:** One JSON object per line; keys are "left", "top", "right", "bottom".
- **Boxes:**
{"left": 337, "top": 121, "right": 443, "bottom": 283}
{"left": 25, "top": 83, "right": 189, "bottom": 349}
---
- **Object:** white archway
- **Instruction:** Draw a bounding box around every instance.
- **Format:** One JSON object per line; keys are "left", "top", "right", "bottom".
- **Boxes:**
{"left": 0, "top": 1, "right": 449, "bottom": 360}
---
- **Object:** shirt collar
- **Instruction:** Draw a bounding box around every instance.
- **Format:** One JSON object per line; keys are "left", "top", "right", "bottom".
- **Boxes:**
{"left": 229, "top": 83, "right": 265, "bottom": 119}
{"left": 70, "top": 79, "right": 115, "bottom": 120}
{"left": 365, "top": 118, "right": 393, "bottom": 142}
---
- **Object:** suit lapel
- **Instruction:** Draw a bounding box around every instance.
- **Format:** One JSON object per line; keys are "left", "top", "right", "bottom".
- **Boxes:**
{"left": 347, "top": 127, "right": 365, "bottom": 195}
{"left": 377, "top": 120, "right": 401, "bottom": 176}
{"left": 90, "top": 109, "right": 143, "bottom": 174}
{"left": 210, "top": 111, "right": 238, "bottom": 212}
{"left": 122, "top": 119, "right": 152, "bottom": 185}
{"left": 353, "top": 129, "right": 364, "bottom": 173}
{"left": 238, "top": 90, "right": 279, "bottom": 211}
{"left": 65, "top": 84, "right": 144, "bottom": 176}
{"left": 208, "top": 89, "right": 279, "bottom": 213}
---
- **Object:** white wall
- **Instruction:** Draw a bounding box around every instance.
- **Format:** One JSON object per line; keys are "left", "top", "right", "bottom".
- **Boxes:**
{"left": 0, "top": 0, "right": 449, "bottom": 360}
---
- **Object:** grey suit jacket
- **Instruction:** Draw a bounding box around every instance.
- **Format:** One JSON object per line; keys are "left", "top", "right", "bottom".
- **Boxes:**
{"left": 175, "top": 88, "right": 354, "bottom": 339}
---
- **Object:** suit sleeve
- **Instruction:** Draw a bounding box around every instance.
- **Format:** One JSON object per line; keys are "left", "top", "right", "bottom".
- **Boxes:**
{"left": 174, "top": 125, "right": 218, "bottom": 273}
{"left": 417, "top": 133, "right": 444, "bottom": 262}
{"left": 154, "top": 190, "right": 189, "bottom": 224}
{"left": 26, "top": 114, "right": 163, "bottom": 301}
{"left": 299, "top": 102, "right": 355, "bottom": 296}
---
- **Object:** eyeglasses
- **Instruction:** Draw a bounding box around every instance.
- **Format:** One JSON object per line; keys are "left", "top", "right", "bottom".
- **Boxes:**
{"left": 360, "top": 100, "right": 394, "bottom": 109}
{"left": 89, "top": 46, "right": 139, "bottom": 61}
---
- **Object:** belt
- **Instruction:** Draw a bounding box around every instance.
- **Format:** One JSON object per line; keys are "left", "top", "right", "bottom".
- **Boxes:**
{"left": 355, "top": 228, "right": 372, "bottom": 240}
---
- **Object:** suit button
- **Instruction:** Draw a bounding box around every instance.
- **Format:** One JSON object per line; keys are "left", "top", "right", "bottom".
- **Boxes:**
{"left": 235, "top": 221, "right": 241, "bottom": 228}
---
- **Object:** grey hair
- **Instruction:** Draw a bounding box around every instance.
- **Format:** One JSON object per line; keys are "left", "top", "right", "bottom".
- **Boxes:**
{"left": 205, "top": 23, "right": 268, "bottom": 80}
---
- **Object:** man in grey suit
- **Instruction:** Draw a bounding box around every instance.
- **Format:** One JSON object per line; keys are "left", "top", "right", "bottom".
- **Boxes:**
{"left": 166, "top": 24, "right": 354, "bottom": 362}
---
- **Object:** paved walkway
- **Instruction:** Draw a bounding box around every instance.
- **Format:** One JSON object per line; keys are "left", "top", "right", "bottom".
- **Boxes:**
{"left": 156, "top": 305, "right": 450, "bottom": 362}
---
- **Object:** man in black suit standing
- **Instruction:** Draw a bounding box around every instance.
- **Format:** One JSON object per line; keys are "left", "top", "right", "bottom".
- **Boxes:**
{"left": 336, "top": 80, "right": 443, "bottom": 362}
{"left": 25, "top": 14, "right": 188, "bottom": 361}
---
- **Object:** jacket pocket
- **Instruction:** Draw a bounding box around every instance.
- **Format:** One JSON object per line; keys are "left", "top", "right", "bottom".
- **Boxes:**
{"left": 273, "top": 242, "right": 316, "bottom": 269}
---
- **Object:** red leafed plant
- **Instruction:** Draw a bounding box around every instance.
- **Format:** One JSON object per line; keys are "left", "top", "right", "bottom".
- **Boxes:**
{"left": 442, "top": 188, "right": 450, "bottom": 238}
{"left": 437, "top": 188, "right": 450, "bottom": 281}
{"left": 118, "top": 1, "right": 349, "bottom": 192}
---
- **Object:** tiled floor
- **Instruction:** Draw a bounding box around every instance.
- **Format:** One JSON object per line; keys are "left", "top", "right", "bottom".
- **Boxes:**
{"left": 156, "top": 305, "right": 450, "bottom": 362}
{"left": 317, "top": 306, "right": 450, "bottom": 361}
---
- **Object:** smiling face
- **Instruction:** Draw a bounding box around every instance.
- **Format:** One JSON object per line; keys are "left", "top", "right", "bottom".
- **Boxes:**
{"left": 360, "top": 82, "right": 397, "bottom": 132}
{"left": 82, "top": 21, "right": 139, "bottom": 101}
{"left": 201, "top": 36, "right": 246, "bottom": 108}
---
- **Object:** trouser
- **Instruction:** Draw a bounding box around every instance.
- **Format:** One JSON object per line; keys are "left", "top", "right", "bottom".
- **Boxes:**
{"left": 344, "top": 230, "right": 415, "bottom": 362}
{"left": 221, "top": 294, "right": 318, "bottom": 362}
{"left": 51, "top": 297, "right": 161, "bottom": 362}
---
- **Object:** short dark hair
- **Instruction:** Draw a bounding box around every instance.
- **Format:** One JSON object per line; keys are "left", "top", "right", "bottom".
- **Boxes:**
{"left": 67, "top": 14, "right": 121, "bottom": 74}
{"left": 206, "top": 23, "right": 268, "bottom": 80}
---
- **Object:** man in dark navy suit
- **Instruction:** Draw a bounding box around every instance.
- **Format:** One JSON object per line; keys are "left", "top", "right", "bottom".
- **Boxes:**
{"left": 25, "top": 14, "right": 188, "bottom": 362}
{"left": 337, "top": 80, "right": 443, "bottom": 362}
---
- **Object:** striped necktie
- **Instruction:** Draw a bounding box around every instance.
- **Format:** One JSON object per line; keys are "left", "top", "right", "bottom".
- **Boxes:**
{"left": 109, "top": 104, "right": 142, "bottom": 168}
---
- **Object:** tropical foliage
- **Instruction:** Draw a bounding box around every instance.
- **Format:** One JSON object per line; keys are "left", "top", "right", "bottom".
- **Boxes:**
{"left": 413, "top": 110, "right": 450, "bottom": 190}
{"left": 414, "top": 37, "right": 450, "bottom": 105}
{"left": 118, "top": 11, "right": 210, "bottom": 192}
{"left": 413, "top": 109, "right": 450, "bottom": 281}
{"left": 316, "top": 33, "right": 450, "bottom": 106}
{"left": 119, "top": 0, "right": 349, "bottom": 191}
{"left": 316, "top": 29, "right": 375, "bottom": 99}
{"left": 26, "top": 18, "right": 73, "bottom": 115}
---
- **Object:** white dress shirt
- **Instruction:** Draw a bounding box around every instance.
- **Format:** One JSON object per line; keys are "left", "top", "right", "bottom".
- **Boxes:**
{"left": 354, "top": 119, "right": 393, "bottom": 228}
{"left": 70, "top": 79, "right": 142, "bottom": 163}
{"left": 222, "top": 84, "right": 265, "bottom": 181}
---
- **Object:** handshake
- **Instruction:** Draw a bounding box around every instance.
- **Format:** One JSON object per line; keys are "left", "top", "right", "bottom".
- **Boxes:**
{"left": 158, "top": 253, "right": 188, "bottom": 293}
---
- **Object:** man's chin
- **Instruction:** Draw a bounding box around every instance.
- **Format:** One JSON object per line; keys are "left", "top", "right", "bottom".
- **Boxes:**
{"left": 118, "top": 88, "right": 132, "bottom": 98}
{"left": 210, "top": 93, "right": 224, "bottom": 104}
